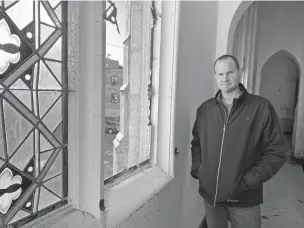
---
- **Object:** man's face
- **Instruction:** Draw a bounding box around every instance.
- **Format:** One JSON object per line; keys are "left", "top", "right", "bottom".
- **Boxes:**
{"left": 214, "top": 58, "right": 241, "bottom": 93}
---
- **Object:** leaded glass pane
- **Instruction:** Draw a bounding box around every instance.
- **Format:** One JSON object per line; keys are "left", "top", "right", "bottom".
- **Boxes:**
{"left": 0, "top": 1, "right": 67, "bottom": 226}
{"left": 3, "top": 100, "right": 33, "bottom": 157}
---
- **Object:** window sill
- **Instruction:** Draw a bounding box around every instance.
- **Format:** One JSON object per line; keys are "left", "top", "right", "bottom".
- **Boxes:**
{"left": 20, "top": 204, "right": 102, "bottom": 228}
{"left": 104, "top": 165, "right": 173, "bottom": 228}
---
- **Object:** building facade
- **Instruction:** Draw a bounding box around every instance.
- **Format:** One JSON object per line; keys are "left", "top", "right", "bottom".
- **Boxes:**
{"left": 105, "top": 58, "right": 123, "bottom": 119}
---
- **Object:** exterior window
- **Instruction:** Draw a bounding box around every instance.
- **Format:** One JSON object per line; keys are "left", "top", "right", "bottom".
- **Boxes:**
{"left": 104, "top": 1, "right": 154, "bottom": 181}
{"left": 111, "top": 75, "right": 117, "bottom": 86}
{"left": 0, "top": 1, "right": 68, "bottom": 227}
{"left": 111, "top": 93, "right": 118, "bottom": 103}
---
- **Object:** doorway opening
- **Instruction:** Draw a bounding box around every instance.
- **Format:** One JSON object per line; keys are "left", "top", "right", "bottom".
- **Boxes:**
{"left": 259, "top": 51, "right": 300, "bottom": 155}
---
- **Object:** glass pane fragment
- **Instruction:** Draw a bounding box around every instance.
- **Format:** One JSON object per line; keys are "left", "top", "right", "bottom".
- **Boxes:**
{"left": 38, "top": 91, "right": 61, "bottom": 118}
{"left": 53, "top": 121, "right": 62, "bottom": 143}
{"left": 10, "top": 79, "right": 28, "bottom": 90}
{"left": 39, "top": 150, "right": 52, "bottom": 171}
{"left": 9, "top": 133, "right": 33, "bottom": 170}
{"left": 10, "top": 89, "right": 32, "bottom": 110}
{"left": 44, "top": 60, "right": 62, "bottom": 84}
{"left": 40, "top": 23, "right": 55, "bottom": 45}
{"left": 8, "top": 210, "right": 29, "bottom": 225}
{"left": 44, "top": 37, "right": 62, "bottom": 61}
{"left": 41, "top": 97, "right": 62, "bottom": 132}
{"left": 42, "top": 150, "right": 62, "bottom": 180}
{"left": 0, "top": 160, "right": 4, "bottom": 168}
{"left": 54, "top": 3, "right": 62, "bottom": 23}
{"left": 43, "top": 174, "right": 62, "bottom": 198}
{"left": 38, "top": 61, "right": 61, "bottom": 90}
{"left": 40, "top": 133, "right": 53, "bottom": 152}
{"left": 49, "top": 0, "right": 61, "bottom": 8}
{"left": 3, "top": 100, "right": 33, "bottom": 156}
{"left": 6, "top": 0, "right": 33, "bottom": 30}
{"left": 40, "top": 2, "right": 55, "bottom": 27}
{"left": 37, "top": 186, "right": 60, "bottom": 211}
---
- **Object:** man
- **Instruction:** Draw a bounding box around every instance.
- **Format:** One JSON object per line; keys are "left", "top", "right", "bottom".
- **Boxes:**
{"left": 190, "top": 54, "right": 288, "bottom": 228}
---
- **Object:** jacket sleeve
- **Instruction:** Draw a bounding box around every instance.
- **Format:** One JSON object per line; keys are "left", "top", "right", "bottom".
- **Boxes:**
{"left": 242, "top": 102, "right": 289, "bottom": 189}
{"left": 190, "top": 111, "right": 202, "bottom": 179}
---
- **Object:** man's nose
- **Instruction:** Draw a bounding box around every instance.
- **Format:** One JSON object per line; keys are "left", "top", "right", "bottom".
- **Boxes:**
{"left": 223, "top": 74, "right": 229, "bottom": 81}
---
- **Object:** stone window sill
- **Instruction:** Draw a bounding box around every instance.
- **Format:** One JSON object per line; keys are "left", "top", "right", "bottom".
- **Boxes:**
{"left": 20, "top": 205, "right": 102, "bottom": 228}
{"left": 104, "top": 165, "right": 173, "bottom": 227}
{"left": 20, "top": 166, "right": 173, "bottom": 228}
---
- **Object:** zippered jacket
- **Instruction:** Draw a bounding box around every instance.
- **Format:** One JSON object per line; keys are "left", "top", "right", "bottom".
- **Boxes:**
{"left": 191, "top": 84, "right": 288, "bottom": 207}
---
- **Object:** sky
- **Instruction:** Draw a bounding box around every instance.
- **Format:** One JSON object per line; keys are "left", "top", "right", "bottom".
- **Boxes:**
{"left": 106, "top": 1, "right": 127, "bottom": 65}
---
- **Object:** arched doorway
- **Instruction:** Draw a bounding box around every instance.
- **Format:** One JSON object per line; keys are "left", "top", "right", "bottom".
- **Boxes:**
{"left": 259, "top": 51, "right": 300, "bottom": 151}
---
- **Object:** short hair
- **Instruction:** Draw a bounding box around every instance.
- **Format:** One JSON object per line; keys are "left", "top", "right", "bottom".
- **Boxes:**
{"left": 214, "top": 54, "right": 240, "bottom": 73}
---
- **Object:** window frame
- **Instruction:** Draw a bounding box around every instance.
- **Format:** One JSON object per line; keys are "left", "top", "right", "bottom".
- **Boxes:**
{"left": 16, "top": 0, "right": 181, "bottom": 227}
{"left": 110, "top": 75, "right": 117, "bottom": 86}
{"left": 110, "top": 93, "right": 118, "bottom": 103}
{"left": 103, "top": 0, "right": 180, "bottom": 226}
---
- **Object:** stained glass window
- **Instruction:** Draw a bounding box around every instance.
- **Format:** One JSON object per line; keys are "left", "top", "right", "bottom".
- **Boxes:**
{"left": 0, "top": 1, "right": 68, "bottom": 227}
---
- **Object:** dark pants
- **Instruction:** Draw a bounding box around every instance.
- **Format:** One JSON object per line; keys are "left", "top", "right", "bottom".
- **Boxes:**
{"left": 204, "top": 200, "right": 262, "bottom": 228}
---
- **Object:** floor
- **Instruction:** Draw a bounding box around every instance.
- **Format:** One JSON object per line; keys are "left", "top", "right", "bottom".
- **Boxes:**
{"left": 260, "top": 133, "right": 304, "bottom": 227}
{"left": 261, "top": 162, "right": 304, "bottom": 227}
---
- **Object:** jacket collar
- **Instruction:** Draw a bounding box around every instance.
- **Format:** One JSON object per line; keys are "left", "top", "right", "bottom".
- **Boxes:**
{"left": 215, "top": 83, "right": 248, "bottom": 105}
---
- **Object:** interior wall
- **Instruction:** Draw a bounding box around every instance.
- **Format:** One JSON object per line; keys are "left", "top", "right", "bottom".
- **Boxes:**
{"left": 113, "top": 1, "right": 218, "bottom": 228}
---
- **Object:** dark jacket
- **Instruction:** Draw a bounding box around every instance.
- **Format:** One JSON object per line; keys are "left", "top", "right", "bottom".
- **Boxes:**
{"left": 191, "top": 84, "right": 288, "bottom": 207}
